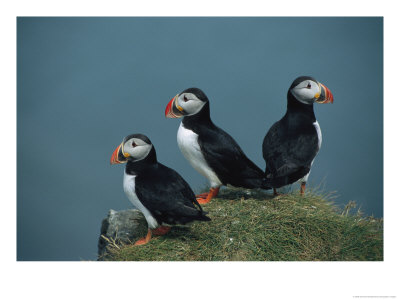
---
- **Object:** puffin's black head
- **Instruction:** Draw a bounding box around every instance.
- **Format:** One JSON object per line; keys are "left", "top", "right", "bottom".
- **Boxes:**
{"left": 289, "top": 76, "right": 334, "bottom": 105}
{"left": 165, "top": 87, "right": 209, "bottom": 118}
{"left": 110, "top": 134, "right": 154, "bottom": 165}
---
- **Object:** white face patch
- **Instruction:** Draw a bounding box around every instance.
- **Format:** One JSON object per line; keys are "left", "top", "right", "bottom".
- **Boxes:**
{"left": 290, "top": 80, "right": 321, "bottom": 105}
{"left": 177, "top": 92, "right": 206, "bottom": 116}
{"left": 122, "top": 138, "right": 152, "bottom": 161}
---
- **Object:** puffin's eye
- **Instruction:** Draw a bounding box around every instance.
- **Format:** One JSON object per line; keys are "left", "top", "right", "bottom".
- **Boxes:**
{"left": 183, "top": 95, "right": 188, "bottom": 102}
{"left": 306, "top": 83, "right": 312, "bottom": 89}
{"left": 131, "top": 142, "right": 137, "bottom": 147}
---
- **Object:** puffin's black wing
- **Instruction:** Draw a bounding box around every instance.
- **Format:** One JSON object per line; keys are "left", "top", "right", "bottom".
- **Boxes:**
{"left": 135, "top": 163, "right": 210, "bottom": 225}
{"left": 197, "top": 125, "right": 266, "bottom": 189}
{"left": 262, "top": 120, "right": 319, "bottom": 188}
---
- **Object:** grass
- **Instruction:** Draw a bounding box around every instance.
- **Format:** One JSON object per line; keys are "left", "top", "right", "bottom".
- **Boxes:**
{"left": 103, "top": 188, "right": 383, "bottom": 261}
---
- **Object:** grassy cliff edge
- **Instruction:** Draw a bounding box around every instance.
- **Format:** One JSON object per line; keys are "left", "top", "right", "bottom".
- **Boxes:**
{"left": 102, "top": 188, "right": 383, "bottom": 261}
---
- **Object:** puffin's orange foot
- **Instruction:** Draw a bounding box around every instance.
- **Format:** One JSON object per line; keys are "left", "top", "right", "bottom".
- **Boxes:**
{"left": 152, "top": 226, "right": 171, "bottom": 236}
{"left": 300, "top": 183, "right": 306, "bottom": 196}
{"left": 134, "top": 229, "right": 152, "bottom": 246}
{"left": 273, "top": 188, "right": 282, "bottom": 197}
{"left": 134, "top": 238, "right": 150, "bottom": 246}
{"left": 196, "top": 198, "right": 210, "bottom": 204}
{"left": 196, "top": 187, "right": 220, "bottom": 204}
{"left": 195, "top": 192, "right": 209, "bottom": 199}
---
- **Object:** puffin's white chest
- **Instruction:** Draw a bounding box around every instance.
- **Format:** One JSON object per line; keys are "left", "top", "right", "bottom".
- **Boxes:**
{"left": 177, "top": 122, "right": 222, "bottom": 187}
{"left": 313, "top": 121, "right": 322, "bottom": 149}
{"left": 123, "top": 172, "right": 158, "bottom": 229}
{"left": 299, "top": 121, "right": 322, "bottom": 183}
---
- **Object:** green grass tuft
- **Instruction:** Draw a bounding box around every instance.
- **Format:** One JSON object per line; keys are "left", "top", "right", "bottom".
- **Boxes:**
{"left": 104, "top": 188, "right": 383, "bottom": 261}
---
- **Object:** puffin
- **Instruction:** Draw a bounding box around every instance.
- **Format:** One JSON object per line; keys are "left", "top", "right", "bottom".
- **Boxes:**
{"left": 262, "top": 76, "right": 334, "bottom": 195}
{"left": 165, "top": 87, "right": 269, "bottom": 204}
{"left": 110, "top": 133, "right": 210, "bottom": 246}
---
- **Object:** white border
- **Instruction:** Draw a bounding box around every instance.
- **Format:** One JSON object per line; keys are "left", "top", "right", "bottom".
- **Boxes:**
{"left": 2, "top": 1, "right": 398, "bottom": 299}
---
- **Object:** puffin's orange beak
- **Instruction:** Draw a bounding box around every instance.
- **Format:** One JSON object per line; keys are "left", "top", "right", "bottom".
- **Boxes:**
{"left": 316, "top": 83, "right": 334, "bottom": 104}
{"left": 165, "top": 95, "right": 183, "bottom": 118}
{"left": 110, "top": 143, "right": 126, "bottom": 165}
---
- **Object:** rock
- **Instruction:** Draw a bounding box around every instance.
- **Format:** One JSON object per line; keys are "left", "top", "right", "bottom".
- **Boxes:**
{"left": 98, "top": 209, "right": 147, "bottom": 260}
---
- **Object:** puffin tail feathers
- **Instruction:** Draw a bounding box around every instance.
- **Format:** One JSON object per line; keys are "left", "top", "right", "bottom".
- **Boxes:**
{"left": 263, "top": 166, "right": 311, "bottom": 189}
{"left": 185, "top": 203, "right": 212, "bottom": 222}
{"left": 261, "top": 178, "right": 273, "bottom": 190}
{"left": 197, "top": 211, "right": 211, "bottom": 222}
